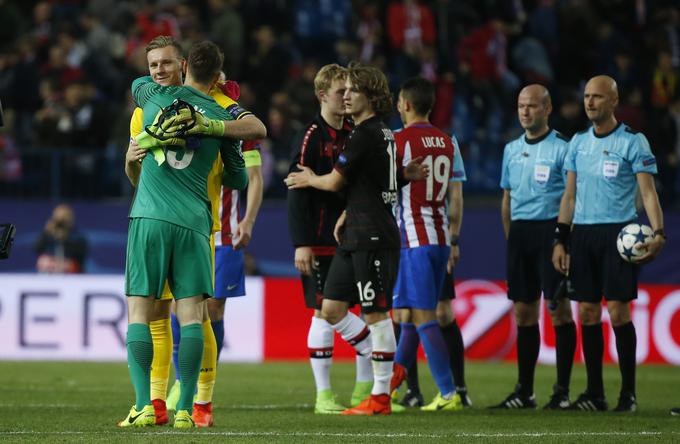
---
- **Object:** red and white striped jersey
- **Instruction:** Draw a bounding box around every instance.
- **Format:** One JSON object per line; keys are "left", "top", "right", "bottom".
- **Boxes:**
{"left": 215, "top": 139, "right": 261, "bottom": 247}
{"left": 395, "top": 122, "right": 455, "bottom": 248}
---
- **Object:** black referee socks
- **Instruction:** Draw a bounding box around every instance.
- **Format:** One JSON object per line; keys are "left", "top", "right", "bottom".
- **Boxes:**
{"left": 554, "top": 322, "right": 576, "bottom": 391}
{"left": 517, "top": 325, "right": 540, "bottom": 396}
{"left": 613, "top": 321, "right": 637, "bottom": 395}
{"left": 581, "top": 323, "right": 605, "bottom": 398}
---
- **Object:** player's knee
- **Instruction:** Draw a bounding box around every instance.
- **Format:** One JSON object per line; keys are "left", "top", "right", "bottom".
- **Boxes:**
{"left": 175, "top": 296, "right": 204, "bottom": 326}
{"left": 607, "top": 302, "right": 631, "bottom": 326}
{"left": 514, "top": 302, "right": 539, "bottom": 326}
{"left": 320, "top": 306, "right": 344, "bottom": 325}
{"left": 127, "top": 295, "right": 154, "bottom": 324}
{"left": 150, "top": 299, "right": 172, "bottom": 322}
{"left": 435, "top": 301, "right": 454, "bottom": 326}
{"left": 207, "top": 298, "right": 225, "bottom": 321}
{"left": 549, "top": 300, "right": 574, "bottom": 326}
{"left": 578, "top": 303, "right": 601, "bottom": 325}
{"left": 392, "top": 308, "right": 410, "bottom": 324}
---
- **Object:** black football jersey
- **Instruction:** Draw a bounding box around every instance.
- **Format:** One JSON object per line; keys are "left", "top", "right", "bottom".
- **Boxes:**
{"left": 334, "top": 116, "right": 400, "bottom": 251}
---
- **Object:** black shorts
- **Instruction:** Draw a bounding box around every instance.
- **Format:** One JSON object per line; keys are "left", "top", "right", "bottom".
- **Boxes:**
{"left": 506, "top": 219, "right": 561, "bottom": 303}
{"left": 569, "top": 223, "right": 638, "bottom": 303}
{"left": 324, "top": 248, "right": 399, "bottom": 313}
{"left": 301, "top": 254, "right": 333, "bottom": 310}
{"left": 439, "top": 271, "right": 457, "bottom": 300}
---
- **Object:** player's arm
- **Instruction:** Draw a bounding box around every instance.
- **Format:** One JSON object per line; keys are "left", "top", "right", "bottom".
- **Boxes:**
{"left": 125, "top": 108, "right": 147, "bottom": 187}
{"left": 222, "top": 114, "right": 267, "bottom": 140}
{"left": 552, "top": 171, "right": 576, "bottom": 275}
{"left": 448, "top": 181, "right": 463, "bottom": 272}
{"left": 287, "top": 128, "right": 374, "bottom": 192}
{"left": 501, "top": 189, "right": 511, "bottom": 239}
{"left": 286, "top": 166, "right": 346, "bottom": 192}
{"left": 287, "top": 129, "right": 323, "bottom": 274}
{"left": 633, "top": 172, "right": 665, "bottom": 263}
{"left": 233, "top": 162, "right": 264, "bottom": 250}
{"left": 125, "top": 139, "right": 146, "bottom": 186}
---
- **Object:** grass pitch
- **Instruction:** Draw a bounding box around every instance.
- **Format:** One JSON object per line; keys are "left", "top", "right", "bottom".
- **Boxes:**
{"left": 0, "top": 360, "right": 678, "bottom": 443}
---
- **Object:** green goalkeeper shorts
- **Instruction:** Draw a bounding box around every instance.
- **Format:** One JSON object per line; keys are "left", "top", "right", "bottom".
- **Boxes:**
{"left": 125, "top": 217, "right": 213, "bottom": 299}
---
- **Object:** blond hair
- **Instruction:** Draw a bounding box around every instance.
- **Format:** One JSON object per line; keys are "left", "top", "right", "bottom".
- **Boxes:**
{"left": 145, "top": 35, "right": 184, "bottom": 59}
{"left": 314, "top": 64, "right": 348, "bottom": 97}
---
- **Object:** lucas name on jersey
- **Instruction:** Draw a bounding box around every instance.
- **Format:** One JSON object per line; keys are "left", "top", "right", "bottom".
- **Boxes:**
{"left": 421, "top": 136, "right": 447, "bottom": 149}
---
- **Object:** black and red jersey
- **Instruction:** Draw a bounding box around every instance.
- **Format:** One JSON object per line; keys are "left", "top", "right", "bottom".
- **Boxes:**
{"left": 334, "top": 116, "right": 400, "bottom": 251}
{"left": 287, "top": 114, "right": 352, "bottom": 255}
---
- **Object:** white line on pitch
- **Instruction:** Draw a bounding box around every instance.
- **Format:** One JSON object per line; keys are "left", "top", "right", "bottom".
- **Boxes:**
{"left": 2, "top": 431, "right": 678, "bottom": 439}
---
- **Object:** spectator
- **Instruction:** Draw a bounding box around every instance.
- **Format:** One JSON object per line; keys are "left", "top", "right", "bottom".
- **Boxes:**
{"left": 551, "top": 89, "right": 586, "bottom": 138}
{"left": 34, "top": 204, "right": 88, "bottom": 273}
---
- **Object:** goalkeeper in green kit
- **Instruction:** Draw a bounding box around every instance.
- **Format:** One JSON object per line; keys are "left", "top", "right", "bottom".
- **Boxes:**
{"left": 119, "top": 41, "right": 247, "bottom": 429}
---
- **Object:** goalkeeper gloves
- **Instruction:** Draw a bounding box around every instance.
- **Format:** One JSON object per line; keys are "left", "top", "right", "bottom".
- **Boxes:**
{"left": 158, "top": 108, "right": 225, "bottom": 138}
{"left": 136, "top": 109, "right": 189, "bottom": 165}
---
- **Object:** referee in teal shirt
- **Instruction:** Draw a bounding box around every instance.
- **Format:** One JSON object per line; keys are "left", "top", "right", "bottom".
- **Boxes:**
{"left": 493, "top": 85, "right": 577, "bottom": 410}
{"left": 552, "top": 75, "right": 665, "bottom": 412}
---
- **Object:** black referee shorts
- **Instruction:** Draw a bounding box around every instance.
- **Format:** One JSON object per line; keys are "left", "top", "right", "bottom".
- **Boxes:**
{"left": 506, "top": 219, "right": 561, "bottom": 303}
{"left": 324, "top": 248, "right": 399, "bottom": 314}
{"left": 439, "top": 271, "right": 457, "bottom": 301}
{"left": 569, "top": 223, "right": 638, "bottom": 303}
{"left": 301, "top": 254, "right": 333, "bottom": 310}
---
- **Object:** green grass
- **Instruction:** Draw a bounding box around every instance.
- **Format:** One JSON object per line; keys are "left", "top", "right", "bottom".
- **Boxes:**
{"left": 0, "top": 361, "right": 678, "bottom": 443}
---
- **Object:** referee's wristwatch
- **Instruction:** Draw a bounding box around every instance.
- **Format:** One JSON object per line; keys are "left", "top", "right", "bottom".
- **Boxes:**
{"left": 653, "top": 228, "right": 667, "bottom": 241}
{"left": 450, "top": 235, "right": 460, "bottom": 247}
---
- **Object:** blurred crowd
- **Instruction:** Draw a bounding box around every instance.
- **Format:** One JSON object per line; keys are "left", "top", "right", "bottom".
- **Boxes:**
{"left": 1, "top": 0, "right": 679, "bottom": 205}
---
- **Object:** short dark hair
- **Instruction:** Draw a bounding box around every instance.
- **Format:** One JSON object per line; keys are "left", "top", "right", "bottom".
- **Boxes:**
{"left": 400, "top": 77, "right": 435, "bottom": 116}
{"left": 347, "top": 61, "right": 393, "bottom": 117}
{"left": 187, "top": 41, "right": 224, "bottom": 84}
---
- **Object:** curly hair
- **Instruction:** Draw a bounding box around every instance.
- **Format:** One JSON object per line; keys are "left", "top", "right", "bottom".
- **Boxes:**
{"left": 347, "top": 61, "right": 393, "bottom": 117}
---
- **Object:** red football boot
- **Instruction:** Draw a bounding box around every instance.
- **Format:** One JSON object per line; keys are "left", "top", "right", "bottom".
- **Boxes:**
{"left": 390, "top": 363, "right": 407, "bottom": 393}
{"left": 192, "top": 402, "right": 214, "bottom": 428}
{"left": 151, "top": 399, "right": 168, "bottom": 425}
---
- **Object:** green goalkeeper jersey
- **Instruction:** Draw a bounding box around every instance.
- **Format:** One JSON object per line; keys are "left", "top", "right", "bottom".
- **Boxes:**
{"left": 130, "top": 76, "right": 240, "bottom": 237}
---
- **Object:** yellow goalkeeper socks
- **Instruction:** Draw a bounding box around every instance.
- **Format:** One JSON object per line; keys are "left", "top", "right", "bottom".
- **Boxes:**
{"left": 196, "top": 319, "right": 217, "bottom": 404}
{"left": 149, "top": 318, "right": 173, "bottom": 401}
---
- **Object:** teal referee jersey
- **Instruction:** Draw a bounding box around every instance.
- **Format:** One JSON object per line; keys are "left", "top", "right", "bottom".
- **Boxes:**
{"left": 500, "top": 129, "right": 569, "bottom": 220}
{"left": 565, "top": 123, "right": 657, "bottom": 224}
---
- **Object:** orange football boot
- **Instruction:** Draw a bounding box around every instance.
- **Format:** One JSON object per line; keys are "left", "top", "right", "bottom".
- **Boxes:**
{"left": 341, "top": 394, "right": 392, "bottom": 416}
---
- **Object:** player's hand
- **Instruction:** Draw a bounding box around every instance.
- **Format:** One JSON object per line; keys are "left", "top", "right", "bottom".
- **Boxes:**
{"left": 159, "top": 108, "right": 226, "bottom": 138}
{"left": 295, "top": 247, "right": 315, "bottom": 276}
{"left": 233, "top": 219, "right": 254, "bottom": 250}
{"left": 126, "top": 139, "right": 147, "bottom": 164}
{"left": 632, "top": 235, "right": 665, "bottom": 264}
{"left": 136, "top": 109, "right": 189, "bottom": 151}
{"left": 334, "top": 211, "right": 347, "bottom": 244}
{"left": 552, "top": 243, "right": 570, "bottom": 275}
{"left": 447, "top": 245, "right": 460, "bottom": 273}
{"left": 285, "top": 165, "right": 315, "bottom": 189}
{"left": 404, "top": 156, "right": 430, "bottom": 181}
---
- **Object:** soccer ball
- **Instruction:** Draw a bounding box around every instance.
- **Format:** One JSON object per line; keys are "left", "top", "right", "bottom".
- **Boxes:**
{"left": 616, "top": 223, "right": 653, "bottom": 262}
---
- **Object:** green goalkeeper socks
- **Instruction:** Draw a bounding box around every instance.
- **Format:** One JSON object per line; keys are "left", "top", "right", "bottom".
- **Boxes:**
{"left": 126, "top": 323, "right": 154, "bottom": 410}
{"left": 178, "top": 323, "right": 204, "bottom": 413}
